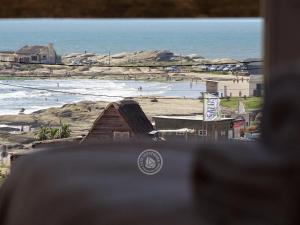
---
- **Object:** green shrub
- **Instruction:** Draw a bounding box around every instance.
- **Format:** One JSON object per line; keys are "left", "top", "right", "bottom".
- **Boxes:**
{"left": 49, "top": 127, "right": 60, "bottom": 139}
{"left": 37, "top": 126, "right": 50, "bottom": 141}
{"left": 58, "top": 123, "right": 71, "bottom": 139}
{"left": 36, "top": 123, "right": 71, "bottom": 141}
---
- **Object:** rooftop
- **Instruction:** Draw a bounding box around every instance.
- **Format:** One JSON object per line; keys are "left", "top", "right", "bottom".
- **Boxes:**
{"left": 16, "top": 45, "right": 48, "bottom": 55}
{"left": 153, "top": 115, "right": 233, "bottom": 121}
{"left": 0, "top": 51, "right": 15, "bottom": 54}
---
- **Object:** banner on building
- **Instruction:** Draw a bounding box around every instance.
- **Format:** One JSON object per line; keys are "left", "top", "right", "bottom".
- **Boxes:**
{"left": 203, "top": 93, "right": 221, "bottom": 121}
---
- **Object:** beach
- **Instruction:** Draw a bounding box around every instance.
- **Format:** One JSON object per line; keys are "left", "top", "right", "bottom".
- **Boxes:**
{"left": 0, "top": 97, "right": 205, "bottom": 147}
{"left": 0, "top": 18, "right": 262, "bottom": 148}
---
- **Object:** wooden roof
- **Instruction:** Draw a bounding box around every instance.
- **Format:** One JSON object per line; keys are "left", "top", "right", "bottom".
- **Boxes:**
{"left": 114, "top": 100, "right": 153, "bottom": 134}
{"left": 83, "top": 100, "right": 153, "bottom": 141}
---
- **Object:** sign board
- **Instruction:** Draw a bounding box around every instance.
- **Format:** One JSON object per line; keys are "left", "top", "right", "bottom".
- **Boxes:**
{"left": 203, "top": 93, "right": 221, "bottom": 121}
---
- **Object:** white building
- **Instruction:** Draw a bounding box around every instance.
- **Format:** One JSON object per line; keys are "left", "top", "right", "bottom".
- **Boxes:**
{"left": 16, "top": 43, "right": 57, "bottom": 64}
{"left": 0, "top": 43, "right": 57, "bottom": 64}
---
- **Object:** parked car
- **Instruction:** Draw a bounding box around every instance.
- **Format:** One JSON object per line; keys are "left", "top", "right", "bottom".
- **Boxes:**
{"left": 216, "top": 65, "right": 225, "bottom": 71}
{"left": 199, "top": 65, "right": 208, "bottom": 71}
{"left": 165, "top": 66, "right": 178, "bottom": 73}
{"left": 223, "top": 66, "right": 230, "bottom": 72}
{"left": 208, "top": 65, "right": 217, "bottom": 71}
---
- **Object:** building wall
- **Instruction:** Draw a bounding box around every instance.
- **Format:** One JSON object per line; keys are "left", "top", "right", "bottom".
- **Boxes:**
{"left": 0, "top": 53, "right": 16, "bottom": 62}
{"left": 219, "top": 79, "right": 250, "bottom": 97}
{"left": 40, "top": 45, "right": 57, "bottom": 64}
{"left": 86, "top": 105, "right": 133, "bottom": 142}
{"left": 154, "top": 117, "right": 233, "bottom": 141}
{"left": 17, "top": 54, "right": 31, "bottom": 63}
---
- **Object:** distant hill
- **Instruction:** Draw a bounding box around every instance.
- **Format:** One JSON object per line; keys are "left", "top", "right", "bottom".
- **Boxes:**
{"left": 0, "top": 0, "right": 260, "bottom": 18}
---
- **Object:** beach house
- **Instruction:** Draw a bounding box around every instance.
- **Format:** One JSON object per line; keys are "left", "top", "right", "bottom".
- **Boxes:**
{"left": 0, "top": 43, "right": 57, "bottom": 64}
{"left": 15, "top": 43, "right": 57, "bottom": 64}
{"left": 82, "top": 100, "right": 154, "bottom": 143}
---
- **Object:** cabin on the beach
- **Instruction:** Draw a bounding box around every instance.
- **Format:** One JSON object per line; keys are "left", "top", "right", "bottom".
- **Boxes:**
{"left": 0, "top": 43, "right": 57, "bottom": 64}
{"left": 82, "top": 100, "right": 154, "bottom": 143}
{"left": 153, "top": 115, "right": 235, "bottom": 142}
{"left": 16, "top": 43, "right": 57, "bottom": 64}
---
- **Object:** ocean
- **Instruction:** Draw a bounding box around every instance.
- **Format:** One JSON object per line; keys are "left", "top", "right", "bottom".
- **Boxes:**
{"left": 0, "top": 19, "right": 262, "bottom": 115}
{"left": 0, "top": 19, "right": 262, "bottom": 60}
{"left": 0, "top": 79, "right": 205, "bottom": 115}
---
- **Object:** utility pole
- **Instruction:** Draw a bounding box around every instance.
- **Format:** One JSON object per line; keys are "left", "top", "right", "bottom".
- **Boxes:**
{"left": 108, "top": 51, "right": 111, "bottom": 66}
{"left": 180, "top": 53, "right": 183, "bottom": 72}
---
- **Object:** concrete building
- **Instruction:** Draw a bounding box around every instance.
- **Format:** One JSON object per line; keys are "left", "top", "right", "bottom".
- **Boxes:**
{"left": 206, "top": 79, "right": 250, "bottom": 98}
{"left": 153, "top": 115, "right": 234, "bottom": 142}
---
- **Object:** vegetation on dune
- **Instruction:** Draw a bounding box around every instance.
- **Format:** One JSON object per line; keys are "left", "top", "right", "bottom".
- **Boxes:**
{"left": 220, "top": 97, "right": 262, "bottom": 110}
{"left": 37, "top": 123, "right": 72, "bottom": 141}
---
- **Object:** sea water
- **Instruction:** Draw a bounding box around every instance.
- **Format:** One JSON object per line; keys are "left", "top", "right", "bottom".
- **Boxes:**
{"left": 0, "top": 79, "right": 205, "bottom": 115}
{"left": 0, "top": 18, "right": 262, "bottom": 59}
